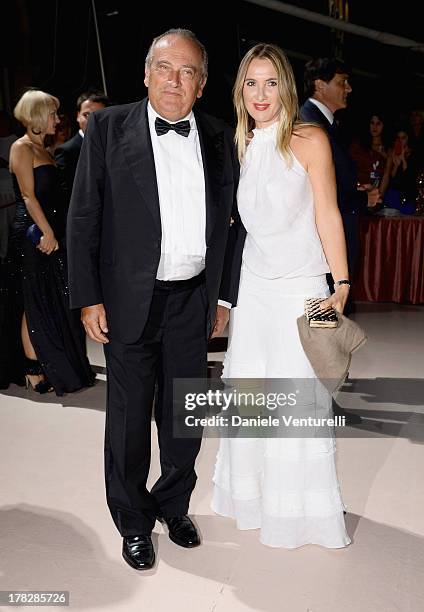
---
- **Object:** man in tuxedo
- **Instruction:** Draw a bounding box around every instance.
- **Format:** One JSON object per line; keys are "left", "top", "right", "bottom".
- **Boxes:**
{"left": 67, "top": 29, "right": 242, "bottom": 570}
{"left": 55, "top": 91, "right": 109, "bottom": 198}
{"left": 300, "top": 58, "right": 378, "bottom": 426}
{"left": 300, "top": 58, "right": 380, "bottom": 276}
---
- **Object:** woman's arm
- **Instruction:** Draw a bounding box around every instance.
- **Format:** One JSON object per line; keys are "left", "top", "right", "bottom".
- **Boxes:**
{"left": 296, "top": 126, "right": 350, "bottom": 312}
{"left": 380, "top": 148, "right": 393, "bottom": 197}
{"left": 9, "top": 141, "right": 58, "bottom": 254}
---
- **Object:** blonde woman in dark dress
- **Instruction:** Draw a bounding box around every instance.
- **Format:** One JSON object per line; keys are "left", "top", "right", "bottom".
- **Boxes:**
{"left": 0, "top": 90, "right": 94, "bottom": 394}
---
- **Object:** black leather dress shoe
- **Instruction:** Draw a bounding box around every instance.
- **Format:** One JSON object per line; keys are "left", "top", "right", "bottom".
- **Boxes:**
{"left": 161, "top": 515, "right": 200, "bottom": 548}
{"left": 122, "top": 535, "right": 155, "bottom": 570}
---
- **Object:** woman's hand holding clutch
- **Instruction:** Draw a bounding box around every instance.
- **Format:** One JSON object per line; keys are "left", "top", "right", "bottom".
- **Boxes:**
{"left": 37, "top": 231, "right": 59, "bottom": 255}
{"left": 320, "top": 284, "right": 350, "bottom": 315}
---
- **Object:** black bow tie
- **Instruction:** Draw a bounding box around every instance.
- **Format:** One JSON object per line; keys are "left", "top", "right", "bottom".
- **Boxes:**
{"left": 155, "top": 117, "right": 191, "bottom": 137}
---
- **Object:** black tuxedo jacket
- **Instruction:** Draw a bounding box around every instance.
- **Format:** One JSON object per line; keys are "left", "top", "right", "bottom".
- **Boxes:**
{"left": 67, "top": 99, "right": 243, "bottom": 343}
{"left": 55, "top": 132, "right": 83, "bottom": 199}
{"left": 300, "top": 99, "right": 367, "bottom": 215}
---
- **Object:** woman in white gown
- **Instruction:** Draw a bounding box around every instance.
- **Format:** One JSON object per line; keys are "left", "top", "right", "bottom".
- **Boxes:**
{"left": 211, "top": 43, "right": 351, "bottom": 548}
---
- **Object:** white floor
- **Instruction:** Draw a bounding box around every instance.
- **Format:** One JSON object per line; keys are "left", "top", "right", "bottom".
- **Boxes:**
{"left": 1, "top": 303, "right": 423, "bottom": 612}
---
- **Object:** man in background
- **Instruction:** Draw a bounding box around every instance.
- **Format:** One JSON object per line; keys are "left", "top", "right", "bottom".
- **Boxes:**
{"left": 301, "top": 58, "right": 380, "bottom": 425}
{"left": 0, "top": 110, "right": 18, "bottom": 260}
{"left": 301, "top": 58, "right": 380, "bottom": 277}
{"left": 55, "top": 91, "right": 110, "bottom": 198}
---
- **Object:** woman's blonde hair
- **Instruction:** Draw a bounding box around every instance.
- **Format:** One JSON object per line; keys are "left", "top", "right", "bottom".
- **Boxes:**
{"left": 14, "top": 89, "right": 59, "bottom": 134}
{"left": 233, "top": 43, "right": 303, "bottom": 163}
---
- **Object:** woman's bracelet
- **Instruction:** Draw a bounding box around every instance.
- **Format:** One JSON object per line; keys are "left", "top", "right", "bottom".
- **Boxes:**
{"left": 335, "top": 279, "right": 351, "bottom": 288}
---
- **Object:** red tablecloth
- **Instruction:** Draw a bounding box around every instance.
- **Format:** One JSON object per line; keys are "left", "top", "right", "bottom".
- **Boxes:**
{"left": 354, "top": 215, "right": 424, "bottom": 304}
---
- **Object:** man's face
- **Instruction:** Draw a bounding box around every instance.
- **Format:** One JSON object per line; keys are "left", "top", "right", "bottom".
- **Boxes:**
{"left": 316, "top": 72, "right": 352, "bottom": 113}
{"left": 77, "top": 100, "right": 105, "bottom": 132}
{"left": 144, "top": 35, "right": 206, "bottom": 121}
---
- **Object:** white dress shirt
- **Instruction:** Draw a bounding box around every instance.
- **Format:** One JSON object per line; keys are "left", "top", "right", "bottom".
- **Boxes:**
{"left": 147, "top": 102, "right": 206, "bottom": 281}
{"left": 309, "top": 98, "right": 334, "bottom": 125}
{"left": 79, "top": 129, "right": 84, "bottom": 138}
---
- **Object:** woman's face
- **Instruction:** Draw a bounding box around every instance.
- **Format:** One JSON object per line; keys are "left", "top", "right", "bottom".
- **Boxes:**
{"left": 46, "top": 106, "right": 60, "bottom": 135}
{"left": 242, "top": 58, "right": 282, "bottom": 129}
{"left": 369, "top": 115, "right": 384, "bottom": 138}
{"left": 397, "top": 130, "right": 409, "bottom": 146}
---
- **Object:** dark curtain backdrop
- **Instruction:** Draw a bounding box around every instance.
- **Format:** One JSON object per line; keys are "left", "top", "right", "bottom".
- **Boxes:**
{"left": 2, "top": 1, "right": 423, "bottom": 130}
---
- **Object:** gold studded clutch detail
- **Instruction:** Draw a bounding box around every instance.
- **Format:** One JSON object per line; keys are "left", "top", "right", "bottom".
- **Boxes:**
{"left": 304, "top": 298, "right": 338, "bottom": 328}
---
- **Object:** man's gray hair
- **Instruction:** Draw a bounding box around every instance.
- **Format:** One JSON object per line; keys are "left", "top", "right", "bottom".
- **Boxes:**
{"left": 145, "top": 28, "right": 208, "bottom": 79}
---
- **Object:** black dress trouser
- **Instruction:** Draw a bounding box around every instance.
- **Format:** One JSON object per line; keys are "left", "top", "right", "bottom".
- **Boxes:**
{"left": 341, "top": 212, "right": 360, "bottom": 278}
{"left": 103, "top": 273, "right": 208, "bottom": 536}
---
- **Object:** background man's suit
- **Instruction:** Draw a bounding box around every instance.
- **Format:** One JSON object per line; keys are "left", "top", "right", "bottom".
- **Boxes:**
{"left": 54, "top": 132, "right": 83, "bottom": 201}
{"left": 300, "top": 99, "right": 367, "bottom": 274}
{"left": 67, "top": 98, "right": 243, "bottom": 535}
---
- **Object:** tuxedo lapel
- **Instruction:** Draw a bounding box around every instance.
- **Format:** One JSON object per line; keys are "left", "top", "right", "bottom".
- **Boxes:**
{"left": 195, "top": 111, "right": 225, "bottom": 246}
{"left": 121, "top": 99, "right": 161, "bottom": 232}
{"left": 306, "top": 100, "right": 332, "bottom": 134}
{"left": 120, "top": 102, "right": 225, "bottom": 241}
{"left": 69, "top": 132, "right": 83, "bottom": 151}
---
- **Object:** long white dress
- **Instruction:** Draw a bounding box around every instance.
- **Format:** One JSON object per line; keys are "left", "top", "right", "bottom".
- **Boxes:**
{"left": 211, "top": 122, "right": 351, "bottom": 548}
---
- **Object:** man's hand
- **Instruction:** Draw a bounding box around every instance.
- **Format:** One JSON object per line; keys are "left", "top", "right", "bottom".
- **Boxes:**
{"left": 81, "top": 303, "right": 109, "bottom": 344}
{"left": 210, "top": 304, "right": 230, "bottom": 338}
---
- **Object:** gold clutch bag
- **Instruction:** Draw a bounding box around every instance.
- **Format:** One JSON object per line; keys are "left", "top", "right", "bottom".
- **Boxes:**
{"left": 304, "top": 298, "right": 338, "bottom": 328}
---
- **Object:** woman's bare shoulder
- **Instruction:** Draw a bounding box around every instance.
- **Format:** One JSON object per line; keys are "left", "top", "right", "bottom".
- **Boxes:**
{"left": 11, "top": 137, "right": 34, "bottom": 157}
{"left": 293, "top": 123, "right": 329, "bottom": 145}
{"left": 10, "top": 138, "right": 34, "bottom": 172}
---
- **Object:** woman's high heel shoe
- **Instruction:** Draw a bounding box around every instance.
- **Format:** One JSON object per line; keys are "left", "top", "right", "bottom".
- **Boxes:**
{"left": 24, "top": 358, "right": 53, "bottom": 394}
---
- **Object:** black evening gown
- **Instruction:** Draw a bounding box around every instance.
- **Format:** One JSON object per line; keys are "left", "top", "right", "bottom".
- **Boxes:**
{"left": 0, "top": 164, "right": 94, "bottom": 395}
